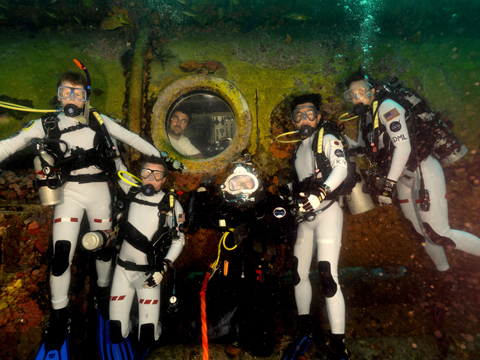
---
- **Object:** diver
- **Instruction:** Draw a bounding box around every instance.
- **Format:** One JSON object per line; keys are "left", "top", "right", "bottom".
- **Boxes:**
{"left": 285, "top": 94, "right": 351, "bottom": 360}
{"left": 92, "top": 155, "right": 185, "bottom": 357}
{"left": 188, "top": 153, "right": 296, "bottom": 358}
{"left": 0, "top": 69, "right": 184, "bottom": 360}
{"left": 343, "top": 69, "right": 480, "bottom": 275}
{"left": 343, "top": 69, "right": 480, "bottom": 353}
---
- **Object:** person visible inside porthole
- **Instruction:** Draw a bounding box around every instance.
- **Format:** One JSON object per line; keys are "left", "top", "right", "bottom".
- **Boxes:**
{"left": 166, "top": 92, "right": 237, "bottom": 159}
{"left": 167, "top": 107, "right": 205, "bottom": 159}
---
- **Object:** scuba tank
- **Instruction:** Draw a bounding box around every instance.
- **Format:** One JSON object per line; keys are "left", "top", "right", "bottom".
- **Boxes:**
{"left": 344, "top": 157, "right": 375, "bottom": 215}
{"left": 81, "top": 230, "right": 117, "bottom": 251}
{"left": 32, "top": 140, "right": 61, "bottom": 206}
{"left": 375, "top": 77, "right": 468, "bottom": 167}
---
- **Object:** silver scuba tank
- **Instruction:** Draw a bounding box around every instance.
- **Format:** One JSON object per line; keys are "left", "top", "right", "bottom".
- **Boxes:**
{"left": 82, "top": 230, "right": 117, "bottom": 251}
{"left": 436, "top": 144, "right": 468, "bottom": 166}
{"left": 33, "top": 147, "right": 61, "bottom": 206}
{"left": 345, "top": 157, "right": 375, "bottom": 215}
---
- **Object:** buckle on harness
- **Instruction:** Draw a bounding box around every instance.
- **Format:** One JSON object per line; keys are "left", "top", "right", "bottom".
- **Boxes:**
{"left": 33, "top": 177, "right": 61, "bottom": 190}
{"left": 295, "top": 211, "right": 316, "bottom": 224}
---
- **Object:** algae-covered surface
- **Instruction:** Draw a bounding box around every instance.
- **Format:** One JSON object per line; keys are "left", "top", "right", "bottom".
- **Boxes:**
{"left": 0, "top": 30, "right": 127, "bottom": 138}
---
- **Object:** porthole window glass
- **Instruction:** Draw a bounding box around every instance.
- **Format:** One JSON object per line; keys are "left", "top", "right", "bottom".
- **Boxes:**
{"left": 165, "top": 91, "right": 237, "bottom": 159}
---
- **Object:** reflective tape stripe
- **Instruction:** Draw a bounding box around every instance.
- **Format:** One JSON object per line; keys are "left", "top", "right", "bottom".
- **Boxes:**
{"left": 54, "top": 217, "right": 79, "bottom": 223}
{"left": 415, "top": 199, "right": 430, "bottom": 203}
{"left": 110, "top": 295, "right": 126, "bottom": 301}
{"left": 94, "top": 218, "right": 112, "bottom": 223}
{"left": 139, "top": 299, "right": 159, "bottom": 305}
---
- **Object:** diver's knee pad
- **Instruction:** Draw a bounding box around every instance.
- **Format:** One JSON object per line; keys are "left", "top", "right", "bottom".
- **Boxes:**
{"left": 423, "top": 222, "right": 456, "bottom": 249}
{"left": 109, "top": 320, "right": 124, "bottom": 344}
{"left": 51, "top": 240, "right": 71, "bottom": 277}
{"left": 318, "top": 261, "right": 337, "bottom": 298}
{"left": 139, "top": 323, "right": 155, "bottom": 348}
{"left": 292, "top": 256, "right": 300, "bottom": 286}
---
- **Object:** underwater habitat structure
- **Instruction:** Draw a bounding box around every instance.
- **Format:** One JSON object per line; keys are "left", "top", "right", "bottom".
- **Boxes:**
{"left": 1, "top": 0, "right": 480, "bottom": 359}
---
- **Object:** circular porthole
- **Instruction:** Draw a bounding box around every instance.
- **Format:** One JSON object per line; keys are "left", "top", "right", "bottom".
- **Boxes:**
{"left": 152, "top": 75, "right": 251, "bottom": 174}
{"left": 165, "top": 90, "right": 235, "bottom": 159}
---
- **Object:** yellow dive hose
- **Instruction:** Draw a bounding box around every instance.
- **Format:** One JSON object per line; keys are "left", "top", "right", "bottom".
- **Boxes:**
{"left": 117, "top": 170, "right": 142, "bottom": 187}
{"left": 0, "top": 101, "right": 58, "bottom": 113}
{"left": 275, "top": 130, "right": 302, "bottom": 143}
{"left": 338, "top": 112, "right": 359, "bottom": 121}
{"left": 211, "top": 229, "right": 237, "bottom": 269}
{"left": 275, "top": 110, "right": 360, "bottom": 144}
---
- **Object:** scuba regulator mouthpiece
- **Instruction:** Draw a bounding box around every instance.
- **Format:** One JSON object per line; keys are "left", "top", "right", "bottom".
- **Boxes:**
{"left": 353, "top": 103, "right": 370, "bottom": 117}
{"left": 64, "top": 104, "right": 83, "bottom": 117}
{"left": 141, "top": 184, "right": 158, "bottom": 196}
{"left": 299, "top": 125, "right": 315, "bottom": 138}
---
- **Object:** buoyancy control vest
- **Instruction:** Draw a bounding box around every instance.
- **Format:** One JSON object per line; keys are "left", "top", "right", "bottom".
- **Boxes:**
{"left": 114, "top": 187, "right": 175, "bottom": 272}
{"left": 40, "top": 109, "right": 117, "bottom": 183}
{"left": 362, "top": 77, "right": 468, "bottom": 173}
{"left": 292, "top": 120, "right": 360, "bottom": 200}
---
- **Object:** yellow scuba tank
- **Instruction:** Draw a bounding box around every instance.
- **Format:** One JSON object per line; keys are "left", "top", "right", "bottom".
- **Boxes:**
{"left": 33, "top": 144, "right": 61, "bottom": 206}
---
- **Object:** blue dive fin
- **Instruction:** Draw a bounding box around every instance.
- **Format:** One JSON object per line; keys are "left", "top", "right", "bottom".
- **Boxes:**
{"left": 281, "top": 334, "right": 314, "bottom": 360}
{"left": 34, "top": 330, "right": 70, "bottom": 360}
{"left": 97, "top": 309, "right": 150, "bottom": 360}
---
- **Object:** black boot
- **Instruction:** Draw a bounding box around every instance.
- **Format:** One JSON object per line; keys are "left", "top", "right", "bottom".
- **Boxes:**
{"left": 328, "top": 333, "right": 351, "bottom": 360}
{"left": 438, "top": 269, "right": 457, "bottom": 304}
{"left": 45, "top": 307, "right": 70, "bottom": 348}
{"left": 95, "top": 285, "right": 110, "bottom": 318}
{"left": 433, "top": 303, "right": 450, "bottom": 357}
{"left": 281, "top": 315, "right": 315, "bottom": 360}
{"left": 226, "top": 322, "right": 242, "bottom": 358}
{"left": 295, "top": 314, "right": 314, "bottom": 339}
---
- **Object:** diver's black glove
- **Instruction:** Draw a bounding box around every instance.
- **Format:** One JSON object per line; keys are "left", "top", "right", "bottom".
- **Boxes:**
{"left": 234, "top": 223, "right": 249, "bottom": 245}
{"left": 361, "top": 169, "right": 383, "bottom": 194}
{"left": 279, "top": 184, "right": 295, "bottom": 207}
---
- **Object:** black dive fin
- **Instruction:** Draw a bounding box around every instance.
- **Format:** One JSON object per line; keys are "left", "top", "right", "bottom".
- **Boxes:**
{"left": 34, "top": 330, "right": 70, "bottom": 360}
{"left": 97, "top": 309, "right": 150, "bottom": 360}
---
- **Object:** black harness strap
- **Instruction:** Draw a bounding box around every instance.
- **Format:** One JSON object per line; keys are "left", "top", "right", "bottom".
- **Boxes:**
{"left": 59, "top": 123, "right": 88, "bottom": 135}
{"left": 116, "top": 190, "right": 174, "bottom": 269}
{"left": 66, "top": 173, "right": 110, "bottom": 183}
{"left": 292, "top": 122, "right": 357, "bottom": 200}
{"left": 117, "top": 258, "right": 151, "bottom": 272}
{"left": 40, "top": 112, "right": 116, "bottom": 182}
{"left": 124, "top": 221, "right": 153, "bottom": 255}
{"left": 131, "top": 198, "right": 159, "bottom": 207}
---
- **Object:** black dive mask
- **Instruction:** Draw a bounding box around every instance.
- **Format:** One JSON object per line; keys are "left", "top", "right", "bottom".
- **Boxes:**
{"left": 64, "top": 104, "right": 84, "bottom": 117}
{"left": 352, "top": 103, "right": 370, "bottom": 117}
{"left": 299, "top": 125, "right": 315, "bottom": 138}
{"left": 141, "top": 184, "right": 158, "bottom": 196}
